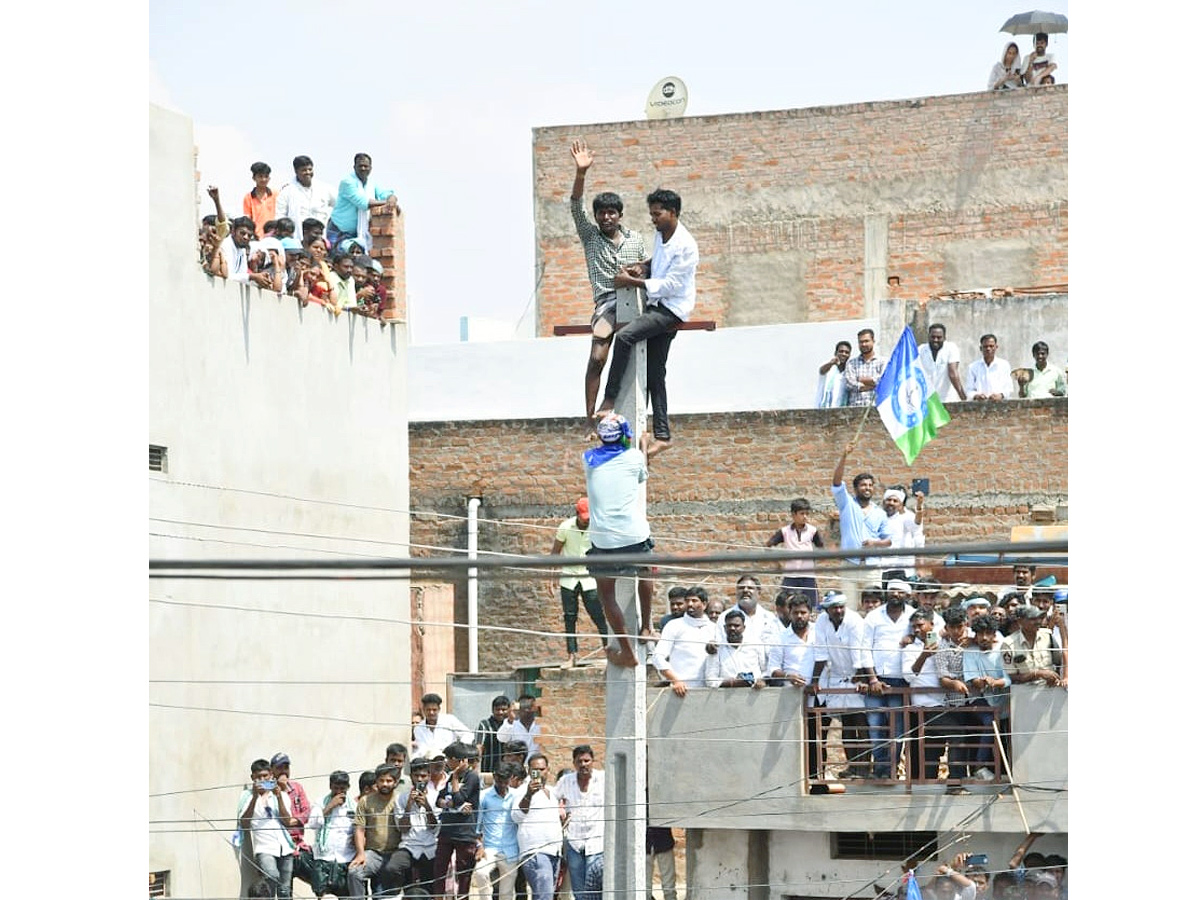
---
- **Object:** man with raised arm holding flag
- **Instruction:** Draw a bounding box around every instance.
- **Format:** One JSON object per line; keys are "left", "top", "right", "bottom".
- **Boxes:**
{"left": 874, "top": 327, "right": 951, "bottom": 465}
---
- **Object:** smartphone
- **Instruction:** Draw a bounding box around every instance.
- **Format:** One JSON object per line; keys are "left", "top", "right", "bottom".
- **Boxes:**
{"left": 911, "top": 478, "right": 930, "bottom": 496}
{"left": 964, "top": 853, "right": 989, "bottom": 867}
{"left": 258, "top": 778, "right": 277, "bottom": 791}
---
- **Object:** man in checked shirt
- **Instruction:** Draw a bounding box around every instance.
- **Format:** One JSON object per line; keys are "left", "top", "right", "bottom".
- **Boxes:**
{"left": 569, "top": 139, "right": 648, "bottom": 421}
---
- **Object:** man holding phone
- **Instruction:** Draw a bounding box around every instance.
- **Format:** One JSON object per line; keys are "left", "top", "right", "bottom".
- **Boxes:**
{"left": 510, "top": 754, "right": 561, "bottom": 900}
{"left": 239, "top": 759, "right": 297, "bottom": 899}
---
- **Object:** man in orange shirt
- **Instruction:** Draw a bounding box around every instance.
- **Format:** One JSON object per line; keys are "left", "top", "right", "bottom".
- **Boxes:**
{"left": 243, "top": 162, "right": 277, "bottom": 236}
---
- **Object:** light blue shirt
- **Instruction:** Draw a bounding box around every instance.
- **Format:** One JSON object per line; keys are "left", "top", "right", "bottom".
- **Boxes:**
{"left": 330, "top": 174, "right": 394, "bottom": 232}
{"left": 962, "top": 646, "right": 1011, "bottom": 708}
{"left": 476, "top": 787, "right": 519, "bottom": 859}
{"left": 584, "top": 448, "right": 650, "bottom": 548}
{"left": 831, "top": 482, "right": 889, "bottom": 566}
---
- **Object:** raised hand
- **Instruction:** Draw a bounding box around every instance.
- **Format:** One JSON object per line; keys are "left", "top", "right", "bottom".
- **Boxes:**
{"left": 571, "top": 139, "right": 594, "bottom": 172}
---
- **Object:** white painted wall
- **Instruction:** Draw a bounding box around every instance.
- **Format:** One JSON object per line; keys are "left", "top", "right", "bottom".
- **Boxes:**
{"left": 408, "top": 319, "right": 878, "bottom": 421}
{"left": 149, "top": 105, "right": 411, "bottom": 900}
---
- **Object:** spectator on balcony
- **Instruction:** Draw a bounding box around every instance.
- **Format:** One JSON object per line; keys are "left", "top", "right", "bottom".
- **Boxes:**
{"left": 961, "top": 614, "right": 1011, "bottom": 780}
{"left": 831, "top": 441, "right": 891, "bottom": 609}
{"left": 811, "top": 592, "right": 871, "bottom": 778}
{"left": 351, "top": 256, "right": 379, "bottom": 313}
{"left": 765, "top": 498, "right": 824, "bottom": 604}
{"left": 1009, "top": 564, "right": 1036, "bottom": 601}
{"left": 963, "top": 595, "right": 992, "bottom": 631}
{"left": 881, "top": 486, "right": 924, "bottom": 583}
{"left": 1002, "top": 606, "right": 1063, "bottom": 687}
{"left": 768, "top": 594, "right": 824, "bottom": 786}
{"left": 1018, "top": 342, "right": 1067, "bottom": 399}
{"left": 1021, "top": 33, "right": 1058, "bottom": 86}
{"left": 551, "top": 497, "right": 608, "bottom": 666}
{"left": 815, "top": 340, "right": 852, "bottom": 408}
{"left": 773, "top": 588, "right": 793, "bottom": 630}
{"left": 918, "top": 324, "right": 968, "bottom": 402}
{"left": 704, "top": 596, "right": 724, "bottom": 623}
{"left": 396, "top": 757, "right": 439, "bottom": 895}
{"left": 862, "top": 580, "right": 916, "bottom": 778}
{"left": 860, "top": 586, "right": 883, "bottom": 615}
{"left": 965, "top": 334, "right": 1012, "bottom": 401}
{"left": 653, "top": 587, "right": 718, "bottom": 695}
{"left": 243, "top": 162, "right": 277, "bottom": 238}
{"left": 568, "top": 139, "right": 649, "bottom": 421}
{"left": 717, "top": 575, "right": 781, "bottom": 674}
{"left": 657, "top": 585, "right": 688, "bottom": 633}
{"left": 903, "top": 608, "right": 947, "bottom": 782}
{"left": 251, "top": 234, "right": 286, "bottom": 294}
{"left": 989, "top": 42, "right": 1025, "bottom": 91}
{"left": 706, "top": 607, "right": 766, "bottom": 688}
{"left": 934, "top": 606, "right": 973, "bottom": 791}
{"left": 910, "top": 579, "right": 945, "bottom": 632}
{"left": 328, "top": 153, "right": 397, "bottom": 253}
{"left": 218, "top": 216, "right": 275, "bottom": 289}
{"left": 278, "top": 156, "right": 338, "bottom": 231}
{"left": 302, "top": 217, "right": 327, "bottom": 248}
{"left": 326, "top": 252, "right": 358, "bottom": 316}
{"left": 843, "top": 328, "right": 886, "bottom": 406}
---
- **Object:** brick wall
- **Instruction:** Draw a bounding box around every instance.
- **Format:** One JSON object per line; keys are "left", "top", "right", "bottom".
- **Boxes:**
{"left": 533, "top": 87, "right": 1067, "bottom": 335}
{"left": 410, "top": 400, "right": 1067, "bottom": 673}
{"left": 370, "top": 207, "right": 406, "bottom": 323}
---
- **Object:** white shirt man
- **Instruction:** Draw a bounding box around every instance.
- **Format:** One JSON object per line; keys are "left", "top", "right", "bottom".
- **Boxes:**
{"left": 411, "top": 695, "right": 474, "bottom": 760}
{"left": 881, "top": 489, "right": 924, "bottom": 579}
{"left": 864, "top": 587, "right": 916, "bottom": 681}
{"left": 965, "top": 335, "right": 1013, "bottom": 400}
{"left": 811, "top": 599, "right": 868, "bottom": 708}
{"left": 276, "top": 156, "right": 338, "bottom": 228}
{"left": 917, "top": 325, "right": 966, "bottom": 402}
{"left": 497, "top": 702, "right": 543, "bottom": 762}
{"left": 308, "top": 774, "right": 356, "bottom": 864}
{"left": 705, "top": 610, "right": 765, "bottom": 687}
{"left": 652, "top": 593, "right": 719, "bottom": 694}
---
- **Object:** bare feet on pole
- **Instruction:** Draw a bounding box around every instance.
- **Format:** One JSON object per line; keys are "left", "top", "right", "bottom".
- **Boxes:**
{"left": 639, "top": 432, "right": 672, "bottom": 460}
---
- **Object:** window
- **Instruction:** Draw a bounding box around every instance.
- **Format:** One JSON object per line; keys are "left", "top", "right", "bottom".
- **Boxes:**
{"left": 149, "top": 445, "right": 167, "bottom": 473}
{"left": 149, "top": 870, "right": 170, "bottom": 897}
{"left": 832, "top": 831, "right": 938, "bottom": 860}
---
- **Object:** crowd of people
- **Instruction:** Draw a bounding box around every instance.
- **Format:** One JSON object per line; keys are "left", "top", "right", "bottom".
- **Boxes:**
{"left": 816, "top": 325, "right": 1066, "bottom": 409}
{"left": 989, "top": 33, "right": 1059, "bottom": 91}
{"left": 234, "top": 692, "right": 630, "bottom": 900}
{"left": 197, "top": 152, "right": 398, "bottom": 318}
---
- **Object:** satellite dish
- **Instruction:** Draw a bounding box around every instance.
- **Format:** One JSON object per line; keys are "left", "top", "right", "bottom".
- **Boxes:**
{"left": 645, "top": 76, "right": 688, "bottom": 120}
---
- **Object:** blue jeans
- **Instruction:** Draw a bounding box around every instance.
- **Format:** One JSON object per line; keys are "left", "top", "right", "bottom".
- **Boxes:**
{"left": 255, "top": 852, "right": 294, "bottom": 899}
{"left": 521, "top": 852, "right": 560, "bottom": 900}
{"left": 864, "top": 677, "right": 908, "bottom": 778}
{"left": 564, "top": 844, "right": 602, "bottom": 900}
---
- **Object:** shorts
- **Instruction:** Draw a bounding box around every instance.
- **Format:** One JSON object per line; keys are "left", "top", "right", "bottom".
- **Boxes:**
{"left": 586, "top": 537, "right": 654, "bottom": 577}
{"left": 591, "top": 298, "right": 617, "bottom": 340}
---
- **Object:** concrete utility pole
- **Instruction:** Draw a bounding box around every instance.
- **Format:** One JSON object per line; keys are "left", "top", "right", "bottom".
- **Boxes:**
{"left": 603, "top": 284, "right": 648, "bottom": 900}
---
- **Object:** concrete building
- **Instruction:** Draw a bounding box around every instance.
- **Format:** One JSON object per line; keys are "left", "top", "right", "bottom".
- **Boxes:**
{"left": 149, "top": 104, "right": 411, "bottom": 900}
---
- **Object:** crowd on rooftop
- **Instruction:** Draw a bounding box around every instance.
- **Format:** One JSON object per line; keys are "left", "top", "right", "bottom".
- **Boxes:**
{"left": 197, "top": 152, "right": 397, "bottom": 318}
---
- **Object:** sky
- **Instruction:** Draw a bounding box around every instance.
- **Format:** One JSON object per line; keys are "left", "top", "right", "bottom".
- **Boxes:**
{"left": 149, "top": 0, "right": 1070, "bottom": 345}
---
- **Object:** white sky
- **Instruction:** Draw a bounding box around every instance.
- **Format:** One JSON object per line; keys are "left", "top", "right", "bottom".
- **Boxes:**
{"left": 149, "top": 0, "right": 1070, "bottom": 345}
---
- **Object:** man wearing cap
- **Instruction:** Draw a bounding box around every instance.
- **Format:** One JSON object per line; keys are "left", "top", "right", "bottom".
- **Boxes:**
{"left": 270, "top": 753, "right": 312, "bottom": 852}
{"left": 861, "top": 581, "right": 916, "bottom": 778}
{"left": 652, "top": 587, "right": 719, "bottom": 696}
{"left": 583, "top": 413, "right": 656, "bottom": 668}
{"left": 550, "top": 497, "right": 608, "bottom": 666}
{"left": 277, "top": 155, "right": 337, "bottom": 231}
{"left": 830, "top": 442, "right": 891, "bottom": 610}
{"left": 810, "top": 592, "right": 871, "bottom": 779}
{"left": 348, "top": 763, "right": 407, "bottom": 899}
{"left": 1002, "top": 606, "right": 1063, "bottom": 687}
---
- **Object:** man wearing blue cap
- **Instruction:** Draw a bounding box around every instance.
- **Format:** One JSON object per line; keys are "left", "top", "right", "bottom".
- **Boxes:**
{"left": 584, "top": 413, "right": 655, "bottom": 667}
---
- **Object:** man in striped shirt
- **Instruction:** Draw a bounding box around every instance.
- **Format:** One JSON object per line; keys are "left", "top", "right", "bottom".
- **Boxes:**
{"left": 569, "top": 139, "right": 648, "bottom": 420}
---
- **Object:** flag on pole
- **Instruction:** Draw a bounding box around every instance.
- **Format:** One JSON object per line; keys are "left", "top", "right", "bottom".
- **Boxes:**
{"left": 875, "top": 326, "right": 950, "bottom": 465}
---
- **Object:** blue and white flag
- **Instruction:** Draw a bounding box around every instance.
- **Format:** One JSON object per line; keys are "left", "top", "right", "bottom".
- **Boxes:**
{"left": 875, "top": 327, "right": 950, "bottom": 465}
{"left": 906, "top": 869, "right": 924, "bottom": 900}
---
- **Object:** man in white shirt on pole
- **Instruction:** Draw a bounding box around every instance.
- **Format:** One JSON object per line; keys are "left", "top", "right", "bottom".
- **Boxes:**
{"left": 917, "top": 323, "right": 967, "bottom": 402}
{"left": 965, "top": 334, "right": 1013, "bottom": 401}
{"left": 652, "top": 588, "right": 718, "bottom": 696}
{"left": 596, "top": 188, "right": 699, "bottom": 459}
